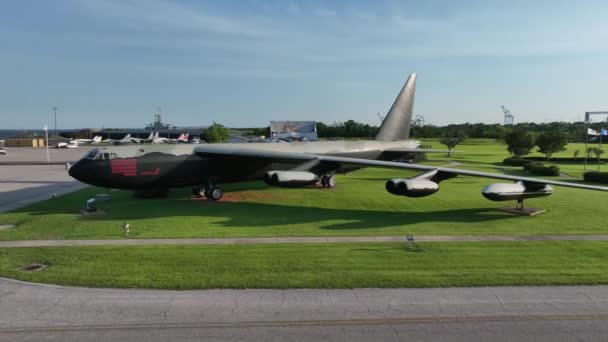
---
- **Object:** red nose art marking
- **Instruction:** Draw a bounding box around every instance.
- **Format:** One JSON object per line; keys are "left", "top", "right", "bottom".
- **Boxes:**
{"left": 140, "top": 168, "right": 160, "bottom": 176}
{"left": 111, "top": 158, "right": 137, "bottom": 177}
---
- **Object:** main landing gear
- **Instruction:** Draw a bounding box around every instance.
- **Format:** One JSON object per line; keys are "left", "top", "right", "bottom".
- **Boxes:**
{"left": 192, "top": 181, "right": 224, "bottom": 201}
{"left": 320, "top": 175, "right": 336, "bottom": 188}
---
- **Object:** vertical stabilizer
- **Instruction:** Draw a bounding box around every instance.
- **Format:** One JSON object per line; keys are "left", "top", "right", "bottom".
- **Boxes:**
{"left": 375, "top": 73, "right": 417, "bottom": 141}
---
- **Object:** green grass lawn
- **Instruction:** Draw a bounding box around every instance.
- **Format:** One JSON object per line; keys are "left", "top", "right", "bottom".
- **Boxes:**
{"left": 0, "top": 139, "right": 607, "bottom": 240}
{"left": 3, "top": 241, "right": 608, "bottom": 289}
{"left": 1, "top": 139, "right": 607, "bottom": 289}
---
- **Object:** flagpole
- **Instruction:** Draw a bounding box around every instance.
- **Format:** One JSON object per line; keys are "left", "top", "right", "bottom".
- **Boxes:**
{"left": 585, "top": 127, "right": 589, "bottom": 171}
{"left": 600, "top": 130, "right": 605, "bottom": 172}
{"left": 598, "top": 132, "right": 602, "bottom": 172}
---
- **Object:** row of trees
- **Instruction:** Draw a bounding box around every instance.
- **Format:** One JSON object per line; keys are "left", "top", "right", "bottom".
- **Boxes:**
{"left": 440, "top": 127, "right": 573, "bottom": 160}
{"left": 504, "top": 128, "right": 567, "bottom": 160}
{"left": 204, "top": 121, "right": 606, "bottom": 157}
{"left": 248, "top": 120, "right": 380, "bottom": 139}
{"left": 243, "top": 120, "right": 607, "bottom": 142}
{"left": 413, "top": 122, "right": 604, "bottom": 142}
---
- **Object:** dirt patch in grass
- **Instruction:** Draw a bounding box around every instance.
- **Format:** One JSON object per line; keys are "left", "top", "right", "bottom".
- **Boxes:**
{"left": 20, "top": 262, "right": 48, "bottom": 272}
{"left": 187, "top": 191, "right": 299, "bottom": 204}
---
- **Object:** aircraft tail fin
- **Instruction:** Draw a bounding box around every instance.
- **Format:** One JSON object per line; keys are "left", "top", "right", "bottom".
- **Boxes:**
{"left": 375, "top": 73, "right": 417, "bottom": 141}
{"left": 93, "top": 136, "right": 102, "bottom": 142}
{"left": 147, "top": 132, "right": 154, "bottom": 140}
{"left": 154, "top": 132, "right": 159, "bottom": 139}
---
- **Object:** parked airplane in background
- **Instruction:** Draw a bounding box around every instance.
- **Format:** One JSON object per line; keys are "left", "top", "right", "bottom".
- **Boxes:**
{"left": 128, "top": 132, "right": 155, "bottom": 144}
{"left": 56, "top": 141, "right": 79, "bottom": 148}
{"left": 151, "top": 133, "right": 190, "bottom": 144}
{"left": 71, "top": 136, "right": 102, "bottom": 145}
{"left": 68, "top": 73, "right": 608, "bottom": 208}
{"left": 100, "top": 134, "right": 135, "bottom": 145}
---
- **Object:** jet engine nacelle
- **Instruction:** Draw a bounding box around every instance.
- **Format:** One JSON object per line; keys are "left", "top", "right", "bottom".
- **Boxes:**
{"left": 264, "top": 171, "right": 319, "bottom": 187}
{"left": 385, "top": 179, "right": 439, "bottom": 197}
{"left": 482, "top": 181, "right": 553, "bottom": 201}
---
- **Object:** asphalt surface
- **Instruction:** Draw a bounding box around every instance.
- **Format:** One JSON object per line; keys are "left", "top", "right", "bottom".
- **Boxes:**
{"left": 2, "top": 234, "right": 608, "bottom": 247}
{"left": 0, "top": 146, "right": 86, "bottom": 164}
{"left": 0, "top": 147, "right": 91, "bottom": 213}
{"left": 1, "top": 277, "right": 607, "bottom": 341}
{"left": 0, "top": 165, "right": 86, "bottom": 213}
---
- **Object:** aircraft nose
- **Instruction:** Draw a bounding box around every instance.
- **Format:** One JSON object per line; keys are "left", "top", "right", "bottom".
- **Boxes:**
{"left": 68, "top": 160, "right": 85, "bottom": 182}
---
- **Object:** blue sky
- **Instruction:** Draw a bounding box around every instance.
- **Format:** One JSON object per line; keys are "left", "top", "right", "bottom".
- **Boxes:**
{"left": 1, "top": 0, "right": 607, "bottom": 129}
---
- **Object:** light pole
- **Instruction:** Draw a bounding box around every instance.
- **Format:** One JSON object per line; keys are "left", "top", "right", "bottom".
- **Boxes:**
{"left": 52, "top": 106, "right": 58, "bottom": 135}
{"left": 44, "top": 125, "right": 49, "bottom": 163}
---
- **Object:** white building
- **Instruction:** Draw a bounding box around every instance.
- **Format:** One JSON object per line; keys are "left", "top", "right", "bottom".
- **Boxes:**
{"left": 269, "top": 121, "right": 318, "bottom": 141}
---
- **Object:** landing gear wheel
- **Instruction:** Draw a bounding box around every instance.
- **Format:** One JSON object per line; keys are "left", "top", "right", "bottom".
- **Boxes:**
{"left": 192, "top": 186, "right": 207, "bottom": 198}
{"left": 326, "top": 175, "right": 336, "bottom": 188}
{"left": 207, "top": 186, "right": 223, "bottom": 201}
{"left": 321, "top": 175, "right": 336, "bottom": 188}
{"left": 320, "top": 176, "right": 328, "bottom": 187}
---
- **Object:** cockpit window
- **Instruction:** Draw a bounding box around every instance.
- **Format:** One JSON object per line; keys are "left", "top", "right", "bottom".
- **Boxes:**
{"left": 85, "top": 151, "right": 98, "bottom": 160}
{"left": 82, "top": 149, "right": 117, "bottom": 161}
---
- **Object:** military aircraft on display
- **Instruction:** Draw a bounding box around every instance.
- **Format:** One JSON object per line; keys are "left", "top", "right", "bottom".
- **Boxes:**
{"left": 68, "top": 73, "right": 608, "bottom": 207}
{"left": 150, "top": 132, "right": 190, "bottom": 144}
{"left": 72, "top": 136, "right": 102, "bottom": 145}
{"left": 99, "top": 134, "right": 135, "bottom": 145}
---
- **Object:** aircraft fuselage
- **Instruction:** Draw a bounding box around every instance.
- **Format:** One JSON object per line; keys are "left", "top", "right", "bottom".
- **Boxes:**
{"left": 68, "top": 140, "right": 419, "bottom": 190}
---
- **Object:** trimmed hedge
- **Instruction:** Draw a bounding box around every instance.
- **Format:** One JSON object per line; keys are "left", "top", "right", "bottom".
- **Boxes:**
{"left": 529, "top": 165, "right": 560, "bottom": 176}
{"left": 503, "top": 157, "right": 529, "bottom": 166}
{"left": 524, "top": 157, "right": 608, "bottom": 163}
{"left": 583, "top": 171, "right": 608, "bottom": 184}
{"left": 523, "top": 161, "right": 543, "bottom": 171}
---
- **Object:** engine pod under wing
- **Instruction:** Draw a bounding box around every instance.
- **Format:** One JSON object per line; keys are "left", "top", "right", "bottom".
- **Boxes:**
{"left": 264, "top": 171, "right": 319, "bottom": 187}
{"left": 482, "top": 181, "right": 553, "bottom": 201}
{"left": 386, "top": 179, "right": 439, "bottom": 197}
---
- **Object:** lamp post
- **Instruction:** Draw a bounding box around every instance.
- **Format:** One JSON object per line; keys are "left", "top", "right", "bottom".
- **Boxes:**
{"left": 52, "top": 106, "right": 58, "bottom": 135}
{"left": 44, "top": 125, "right": 49, "bottom": 163}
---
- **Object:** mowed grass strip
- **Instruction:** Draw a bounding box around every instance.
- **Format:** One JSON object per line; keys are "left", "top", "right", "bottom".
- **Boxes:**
{"left": 2, "top": 241, "right": 608, "bottom": 289}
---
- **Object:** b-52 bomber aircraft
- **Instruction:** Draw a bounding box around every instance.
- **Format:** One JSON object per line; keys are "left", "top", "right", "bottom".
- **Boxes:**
{"left": 69, "top": 73, "right": 608, "bottom": 208}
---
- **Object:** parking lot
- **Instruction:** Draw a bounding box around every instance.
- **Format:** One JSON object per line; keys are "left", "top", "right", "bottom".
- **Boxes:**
{"left": 0, "top": 147, "right": 90, "bottom": 212}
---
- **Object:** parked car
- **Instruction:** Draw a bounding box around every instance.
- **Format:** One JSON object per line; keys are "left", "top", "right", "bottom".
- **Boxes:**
{"left": 0, "top": 147, "right": 6, "bottom": 155}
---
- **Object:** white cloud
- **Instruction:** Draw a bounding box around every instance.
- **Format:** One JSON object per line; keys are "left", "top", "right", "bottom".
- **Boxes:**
{"left": 72, "top": 0, "right": 274, "bottom": 37}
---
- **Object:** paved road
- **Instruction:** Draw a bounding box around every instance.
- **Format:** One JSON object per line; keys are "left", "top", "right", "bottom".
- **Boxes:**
{"left": 0, "top": 165, "right": 87, "bottom": 213}
{"left": 0, "top": 147, "right": 86, "bottom": 164}
{"left": 2, "top": 234, "right": 608, "bottom": 247}
{"left": 1, "top": 278, "right": 607, "bottom": 341}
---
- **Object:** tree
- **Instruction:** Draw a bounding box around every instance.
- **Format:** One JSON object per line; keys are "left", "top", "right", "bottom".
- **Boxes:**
{"left": 592, "top": 147, "right": 604, "bottom": 159}
{"left": 573, "top": 149, "right": 580, "bottom": 159}
{"left": 439, "top": 129, "right": 467, "bottom": 157}
{"left": 505, "top": 127, "right": 535, "bottom": 157}
{"left": 536, "top": 130, "right": 567, "bottom": 160}
{"left": 202, "top": 122, "right": 230, "bottom": 143}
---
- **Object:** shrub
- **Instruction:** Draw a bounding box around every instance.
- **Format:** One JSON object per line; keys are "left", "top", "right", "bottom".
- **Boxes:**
{"left": 529, "top": 165, "right": 560, "bottom": 177}
{"left": 583, "top": 172, "right": 608, "bottom": 184}
{"left": 503, "top": 157, "right": 528, "bottom": 166}
{"left": 523, "top": 156, "right": 606, "bottom": 163}
{"left": 415, "top": 152, "right": 428, "bottom": 162}
{"left": 523, "top": 161, "right": 543, "bottom": 171}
